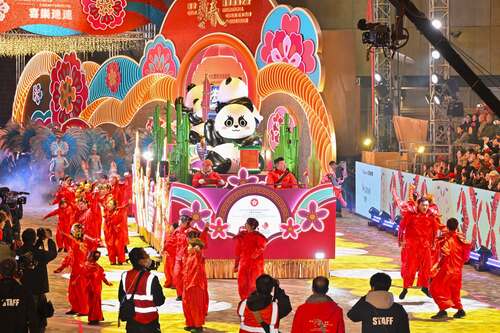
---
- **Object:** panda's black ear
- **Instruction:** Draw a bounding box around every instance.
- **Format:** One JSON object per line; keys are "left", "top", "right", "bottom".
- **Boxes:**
{"left": 230, "top": 97, "right": 254, "bottom": 112}
{"left": 216, "top": 102, "right": 228, "bottom": 114}
{"left": 238, "top": 77, "right": 242, "bottom": 80}
{"left": 187, "top": 83, "right": 196, "bottom": 92}
{"left": 225, "top": 77, "right": 232, "bottom": 85}
{"left": 193, "top": 98, "right": 200, "bottom": 105}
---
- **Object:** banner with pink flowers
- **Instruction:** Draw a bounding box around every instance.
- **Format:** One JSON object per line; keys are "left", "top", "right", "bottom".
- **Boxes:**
{"left": 356, "top": 162, "right": 500, "bottom": 259}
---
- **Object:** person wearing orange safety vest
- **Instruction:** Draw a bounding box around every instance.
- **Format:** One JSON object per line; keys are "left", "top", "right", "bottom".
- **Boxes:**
{"left": 118, "top": 248, "right": 165, "bottom": 333}
{"left": 237, "top": 274, "right": 291, "bottom": 333}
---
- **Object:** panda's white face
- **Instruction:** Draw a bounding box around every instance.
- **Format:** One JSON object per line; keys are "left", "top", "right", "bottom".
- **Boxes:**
{"left": 214, "top": 103, "right": 256, "bottom": 140}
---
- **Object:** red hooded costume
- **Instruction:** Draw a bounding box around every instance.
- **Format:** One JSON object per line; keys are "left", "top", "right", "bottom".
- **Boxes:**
{"left": 430, "top": 231, "right": 471, "bottom": 311}
{"left": 111, "top": 180, "right": 129, "bottom": 245}
{"left": 234, "top": 230, "right": 267, "bottom": 300}
{"left": 291, "top": 296, "right": 345, "bottom": 333}
{"left": 103, "top": 206, "right": 127, "bottom": 264}
{"left": 170, "top": 224, "right": 189, "bottom": 297}
{"left": 163, "top": 225, "right": 177, "bottom": 288}
{"left": 182, "top": 231, "right": 209, "bottom": 329}
{"left": 82, "top": 259, "right": 111, "bottom": 322}
{"left": 398, "top": 201, "right": 440, "bottom": 289}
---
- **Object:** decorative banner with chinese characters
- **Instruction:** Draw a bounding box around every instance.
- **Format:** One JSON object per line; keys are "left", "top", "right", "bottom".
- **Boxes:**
{"left": 0, "top": 0, "right": 169, "bottom": 35}
{"left": 161, "top": 0, "right": 276, "bottom": 58}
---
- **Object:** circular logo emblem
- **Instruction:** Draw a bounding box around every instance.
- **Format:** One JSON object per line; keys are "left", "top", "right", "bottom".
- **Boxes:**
{"left": 250, "top": 198, "right": 259, "bottom": 207}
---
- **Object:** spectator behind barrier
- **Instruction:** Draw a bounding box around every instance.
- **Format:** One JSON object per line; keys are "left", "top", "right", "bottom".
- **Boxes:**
{"left": 291, "top": 276, "right": 345, "bottom": 333}
{"left": 347, "top": 272, "right": 410, "bottom": 333}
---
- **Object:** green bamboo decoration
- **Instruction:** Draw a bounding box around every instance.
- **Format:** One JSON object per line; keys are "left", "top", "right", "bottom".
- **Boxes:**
{"left": 170, "top": 98, "right": 190, "bottom": 184}
{"left": 165, "top": 102, "right": 173, "bottom": 144}
{"left": 273, "top": 113, "right": 299, "bottom": 177}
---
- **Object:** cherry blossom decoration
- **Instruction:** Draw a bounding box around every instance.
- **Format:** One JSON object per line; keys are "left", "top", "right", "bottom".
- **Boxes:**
{"left": 280, "top": 217, "right": 300, "bottom": 240}
{"left": 209, "top": 217, "right": 229, "bottom": 240}
{"left": 179, "top": 200, "right": 212, "bottom": 230}
{"left": 80, "top": 0, "right": 127, "bottom": 31}
{"left": 140, "top": 35, "right": 180, "bottom": 78}
{"left": 105, "top": 61, "right": 122, "bottom": 94}
{"left": 32, "top": 83, "right": 43, "bottom": 106}
{"left": 227, "top": 168, "right": 259, "bottom": 187}
{"left": 297, "top": 200, "right": 329, "bottom": 232}
{"left": 256, "top": 6, "right": 322, "bottom": 87}
{"left": 49, "top": 52, "right": 88, "bottom": 126}
{"left": 0, "top": 0, "right": 10, "bottom": 22}
{"left": 267, "top": 107, "right": 296, "bottom": 151}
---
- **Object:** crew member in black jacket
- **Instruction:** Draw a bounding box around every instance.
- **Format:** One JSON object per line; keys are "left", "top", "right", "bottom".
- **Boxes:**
{"left": 16, "top": 228, "right": 57, "bottom": 333}
{"left": 347, "top": 272, "right": 410, "bottom": 333}
{"left": 0, "top": 258, "right": 39, "bottom": 333}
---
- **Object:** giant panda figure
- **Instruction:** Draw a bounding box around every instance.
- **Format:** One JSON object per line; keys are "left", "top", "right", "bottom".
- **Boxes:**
{"left": 205, "top": 77, "right": 263, "bottom": 174}
{"left": 184, "top": 83, "right": 205, "bottom": 144}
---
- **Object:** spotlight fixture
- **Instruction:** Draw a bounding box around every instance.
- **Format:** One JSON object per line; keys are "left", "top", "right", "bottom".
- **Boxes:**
{"left": 431, "top": 19, "right": 442, "bottom": 29}
{"left": 416, "top": 145, "right": 426, "bottom": 154}
{"left": 431, "top": 50, "right": 441, "bottom": 59}
{"left": 431, "top": 74, "right": 439, "bottom": 84}
{"left": 374, "top": 73, "right": 382, "bottom": 82}
{"left": 433, "top": 95, "right": 441, "bottom": 105}
{"left": 363, "top": 137, "right": 374, "bottom": 147}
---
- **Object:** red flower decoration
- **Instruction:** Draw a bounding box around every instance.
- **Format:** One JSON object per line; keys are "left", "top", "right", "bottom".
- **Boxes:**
{"left": 209, "top": 217, "right": 229, "bottom": 240}
{"left": 105, "top": 61, "right": 121, "bottom": 94}
{"left": 49, "top": 52, "right": 88, "bottom": 126}
{"left": 81, "top": 0, "right": 127, "bottom": 30}
{"left": 280, "top": 217, "right": 300, "bottom": 240}
{"left": 142, "top": 43, "right": 178, "bottom": 77}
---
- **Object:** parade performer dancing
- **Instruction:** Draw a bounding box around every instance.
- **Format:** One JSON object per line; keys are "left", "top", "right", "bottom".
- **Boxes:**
{"left": 82, "top": 250, "right": 112, "bottom": 325}
{"left": 43, "top": 199, "right": 75, "bottom": 252}
{"left": 430, "top": 218, "right": 471, "bottom": 319}
{"left": 234, "top": 218, "right": 268, "bottom": 300}
{"left": 169, "top": 215, "right": 193, "bottom": 300}
{"left": 103, "top": 198, "right": 128, "bottom": 265}
{"left": 393, "top": 185, "right": 440, "bottom": 300}
{"left": 182, "top": 228, "right": 209, "bottom": 333}
{"left": 321, "top": 161, "right": 348, "bottom": 216}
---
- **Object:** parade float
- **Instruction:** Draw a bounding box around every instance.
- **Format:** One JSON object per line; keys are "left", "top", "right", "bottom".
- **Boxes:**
{"left": 7, "top": 0, "right": 337, "bottom": 278}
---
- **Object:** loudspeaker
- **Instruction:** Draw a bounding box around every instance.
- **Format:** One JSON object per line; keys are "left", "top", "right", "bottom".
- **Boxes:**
{"left": 448, "top": 101, "right": 464, "bottom": 117}
{"left": 159, "top": 161, "right": 169, "bottom": 178}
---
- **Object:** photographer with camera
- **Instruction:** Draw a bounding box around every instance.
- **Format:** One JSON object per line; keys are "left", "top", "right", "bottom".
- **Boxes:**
{"left": 0, "top": 187, "right": 29, "bottom": 241}
{"left": 16, "top": 228, "right": 57, "bottom": 333}
{"left": 237, "top": 274, "right": 292, "bottom": 333}
{"left": 118, "top": 247, "right": 165, "bottom": 333}
{"left": 0, "top": 258, "right": 40, "bottom": 333}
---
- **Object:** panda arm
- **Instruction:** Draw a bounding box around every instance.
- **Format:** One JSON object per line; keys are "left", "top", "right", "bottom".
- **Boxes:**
{"left": 204, "top": 119, "right": 224, "bottom": 146}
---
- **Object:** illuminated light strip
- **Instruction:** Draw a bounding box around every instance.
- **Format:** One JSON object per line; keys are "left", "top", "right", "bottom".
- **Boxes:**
{"left": 257, "top": 63, "right": 336, "bottom": 173}
{"left": 12, "top": 51, "right": 61, "bottom": 125}
{"left": 487, "top": 258, "right": 500, "bottom": 269}
{"left": 469, "top": 252, "right": 480, "bottom": 260}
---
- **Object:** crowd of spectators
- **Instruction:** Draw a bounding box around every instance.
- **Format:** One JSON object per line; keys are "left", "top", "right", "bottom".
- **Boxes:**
{"left": 421, "top": 104, "right": 499, "bottom": 192}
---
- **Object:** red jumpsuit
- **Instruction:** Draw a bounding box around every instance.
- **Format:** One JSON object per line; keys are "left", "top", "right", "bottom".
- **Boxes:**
{"left": 170, "top": 224, "right": 189, "bottom": 297}
{"left": 111, "top": 181, "right": 129, "bottom": 245}
{"left": 430, "top": 231, "right": 471, "bottom": 311}
{"left": 192, "top": 171, "right": 223, "bottom": 187}
{"left": 163, "top": 225, "right": 176, "bottom": 288}
{"left": 82, "top": 260, "right": 110, "bottom": 322}
{"left": 44, "top": 205, "right": 75, "bottom": 251}
{"left": 182, "top": 242, "right": 209, "bottom": 328}
{"left": 52, "top": 186, "right": 75, "bottom": 205}
{"left": 266, "top": 169, "right": 298, "bottom": 189}
{"left": 398, "top": 202, "right": 439, "bottom": 289}
{"left": 234, "top": 231, "right": 267, "bottom": 300}
{"left": 78, "top": 208, "right": 99, "bottom": 250}
{"left": 103, "top": 206, "right": 127, "bottom": 264}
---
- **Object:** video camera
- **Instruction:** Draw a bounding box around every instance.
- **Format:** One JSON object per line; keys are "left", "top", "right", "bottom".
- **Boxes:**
{"left": 358, "top": 19, "right": 391, "bottom": 48}
{"left": 147, "top": 259, "right": 161, "bottom": 271}
{"left": 0, "top": 187, "right": 30, "bottom": 241}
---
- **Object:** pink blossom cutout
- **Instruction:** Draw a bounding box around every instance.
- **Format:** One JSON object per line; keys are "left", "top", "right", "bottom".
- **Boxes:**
{"left": 179, "top": 200, "right": 212, "bottom": 230}
{"left": 297, "top": 200, "right": 329, "bottom": 232}
{"left": 209, "top": 217, "right": 229, "bottom": 240}
{"left": 227, "top": 168, "right": 259, "bottom": 187}
{"left": 280, "top": 217, "right": 300, "bottom": 240}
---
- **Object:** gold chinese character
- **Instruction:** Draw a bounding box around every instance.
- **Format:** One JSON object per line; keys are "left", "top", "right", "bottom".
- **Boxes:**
{"left": 40, "top": 8, "right": 51, "bottom": 19}
{"left": 28, "top": 8, "right": 40, "bottom": 19}
{"left": 51, "top": 9, "right": 61, "bottom": 20}
{"left": 62, "top": 9, "right": 72, "bottom": 20}
{"left": 196, "top": 0, "right": 227, "bottom": 29}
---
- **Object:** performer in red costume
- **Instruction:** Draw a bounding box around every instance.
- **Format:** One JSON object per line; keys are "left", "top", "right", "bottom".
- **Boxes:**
{"left": 103, "top": 198, "right": 128, "bottom": 265}
{"left": 82, "top": 250, "right": 112, "bottom": 325}
{"left": 430, "top": 218, "right": 471, "bottom": 320}
{"left": 52, "top": 177, "right": 76, "bottom": 205}
{"left": 163, "top": 223, "right": 178, "bottom": 288}
{"left": 395, "top": 188, "right": 440, "bottom": 300}
{"left": 123, "top": 171, "right": 134, "bottom": 216}
{"left": 182, "top": 228, "right": 209, "bottom": 333}
{"left": 192, "top": 159, "right": 225, "bottom": 188}
{"left": 169, "top": 215, "right": 193, "bottom": 300}
{"left": 234, "top": 218, "right": 268, "bottom": 300}
{"left": 74, "top": 199, "right": 100, "bottom": 252}
{"left": 54, "top": 224, "right": 98, "bottom": 315}
{"left": 110, "top": 175, "right": 130, "bottom": 249}
{"left": 266, "top": 157, "right": 298, "bottom": 189}
{"left": 43, "top": 199, "right": 74, "bottom": 252}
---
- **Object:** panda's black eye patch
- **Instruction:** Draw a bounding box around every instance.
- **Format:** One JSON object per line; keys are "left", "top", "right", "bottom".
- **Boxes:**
{"left": 238, "top": 116, "right": 247, "bottom": 127}
{"left": 224, "top": 116, "right": 234, "bottom": 127}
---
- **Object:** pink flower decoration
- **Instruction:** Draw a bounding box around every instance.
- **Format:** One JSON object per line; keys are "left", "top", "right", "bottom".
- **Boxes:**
{"left": 81, "top": 0, "right": 127, "bottom": 31}
{"left": 49, "top": 52, "right": 88, "bottom": 126}
{"left": 227, "top": 168, "right": 259, "bottom": 187}
{"left": 297, "top": 200, "right": 329, "bottom": 232}
{"left": 260, "top": 13, "right": 317, "bottom": 74}
{"left": 280, "top": 217, "right": 300, "bottom": 240}
{"left": 105, "top": 61, "right": 121, "bottom": 94}
{"left": 142, "top": 43, "right": 177, "bottom": 77}
{"left": 179, "top": 200, "right": 212, "bottom": 230}
{"left": 267, "top": 107, "right": 296, "bottom": 151}
{"left": 209, "top": 217, "right": 229, "bottom": 240}
{"left": 0, "top": 0, "right": 10, "bottom": 22}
